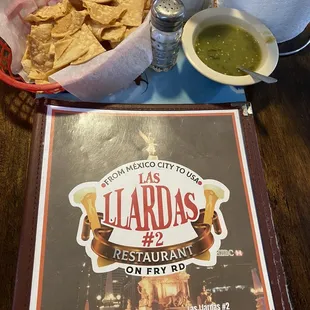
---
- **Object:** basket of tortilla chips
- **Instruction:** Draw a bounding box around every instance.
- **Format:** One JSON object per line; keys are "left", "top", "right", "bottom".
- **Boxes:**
{"left": 0, "top": 0, "right": 151, "bottom": 94}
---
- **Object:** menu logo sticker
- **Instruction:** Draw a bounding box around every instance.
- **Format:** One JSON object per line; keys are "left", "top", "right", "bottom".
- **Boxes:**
{"left": 69, "top": 160, "right": 230, "bottom": 276}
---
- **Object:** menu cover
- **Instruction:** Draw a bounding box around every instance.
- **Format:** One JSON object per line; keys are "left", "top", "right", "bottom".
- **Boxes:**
{"left": 13, "top": 100, "right": 291, "bottom": 310}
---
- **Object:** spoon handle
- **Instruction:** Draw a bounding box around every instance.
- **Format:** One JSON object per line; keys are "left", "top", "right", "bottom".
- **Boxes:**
{"left": 238, "top": 66, "right": 278, "bottom": 84}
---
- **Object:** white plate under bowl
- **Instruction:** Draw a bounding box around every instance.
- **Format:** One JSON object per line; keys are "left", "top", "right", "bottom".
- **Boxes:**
{"left": 182, "top": 8, "right": 279, "bottom": 86}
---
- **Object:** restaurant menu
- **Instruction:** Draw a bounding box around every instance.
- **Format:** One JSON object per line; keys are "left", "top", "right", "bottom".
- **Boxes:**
{"left": 14, "top": 103, "right": 291, "bottom": 310}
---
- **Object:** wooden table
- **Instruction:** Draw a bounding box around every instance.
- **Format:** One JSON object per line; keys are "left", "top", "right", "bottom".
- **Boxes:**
{"left": 0, "top": 46, "right": 309, "bottom": 309}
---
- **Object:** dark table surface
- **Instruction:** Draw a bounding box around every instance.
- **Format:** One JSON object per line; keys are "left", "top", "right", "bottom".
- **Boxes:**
{"left": 0, "top": 45, "right": 309, "bottom": 309}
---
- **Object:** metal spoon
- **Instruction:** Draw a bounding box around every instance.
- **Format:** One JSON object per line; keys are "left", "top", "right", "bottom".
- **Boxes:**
{"left": 238, "top": 66, "right": 278, "bottom": 84}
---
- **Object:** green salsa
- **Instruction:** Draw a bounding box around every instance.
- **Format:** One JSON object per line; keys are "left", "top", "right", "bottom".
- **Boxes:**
{"left": 195, "top": 24, "right": 262, "bottom": 76}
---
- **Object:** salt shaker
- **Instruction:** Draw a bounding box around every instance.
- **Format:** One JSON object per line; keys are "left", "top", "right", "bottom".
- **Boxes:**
{"left": 150, "top": 0, "right": 185, "bottom": 72}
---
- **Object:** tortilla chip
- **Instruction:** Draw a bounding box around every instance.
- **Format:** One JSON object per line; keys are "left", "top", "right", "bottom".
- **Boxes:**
{"left": 86, "top": 19, "right": 122, "bottom": 41}
{"left": 71, "top": 24, "right": 106, "bottom": 65}
{"left": 83, "top": 1, "right": 127, "bottom": 25}
{"left": 54, "top": 36, "right": 74, "bottom": 61}
{"left": 29, "top": 66, "right": 59, "bottom": 80}
{"left": 51, "top": 9, "right": 87, "bottom": 38}
{"left": 28, "top": 68, "right": 47, "bottom": 80}
{"left": 86, "top": 20, "right": 105, "bottom": 40}
{"left": 35, "top": 79, "right": 50, "bottom": 85}
{"left": 109, "top": 26, "right": 136, "bottom": 48}
{"left": 109, "top": 41, "right": 121, "bottom": 49}
{"left": 118, "top": 0, "right": 144, "bottom": 27}
{"left": 53, "top": 39, "right": 88, "bottom": 69}
{"left": 101, "top": 25, "right": 126, "bottom": 42}
{"left": 25, "top": 0, "right": 72, "bottom": 23}
{"left": 125, "top": 26, "right": 137, "bottom": 39}
{"left": 28, "top": 36, "right": 54, "bottom": 75}
{"left": 49, "top": 43, "right": 55, "bottom": 56}
{"left": 21, "top": 45, "right": 32, "bottom": 75}
{"left": 144, "top": 0, "right": 151, "bottom": 10}
{"left": 143, "top": 10, "right": 149, "bottom": 20}
{"left": 86, "top": 0, "right": 114, "bottom": 3}
{"left": 30, "top": 23, "right": 53, "bottom": 43}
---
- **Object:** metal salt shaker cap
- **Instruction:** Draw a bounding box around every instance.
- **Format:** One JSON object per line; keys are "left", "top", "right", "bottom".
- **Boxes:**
{"left": 151, "top": 0, "right": 185, "bottom": 33}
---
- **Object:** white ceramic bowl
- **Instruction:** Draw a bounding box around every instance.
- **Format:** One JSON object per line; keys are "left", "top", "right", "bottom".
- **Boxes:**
{"left": 182, "top": 8, "right": 279, "bottom": 86}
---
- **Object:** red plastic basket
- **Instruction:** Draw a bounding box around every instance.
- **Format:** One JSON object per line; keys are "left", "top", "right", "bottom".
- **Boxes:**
{"left": 0, "top": 38, "right": 64, "bottom": 94}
